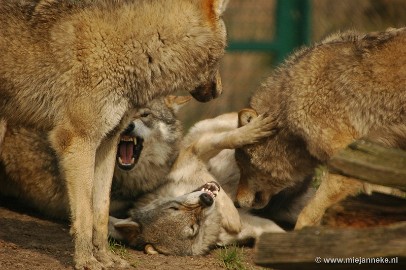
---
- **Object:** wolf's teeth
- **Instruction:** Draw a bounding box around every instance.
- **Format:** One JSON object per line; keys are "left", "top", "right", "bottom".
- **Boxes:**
{"left": 118, "top": 157, "right": 123, "bottom": 164}
{"left": 121, "top": 136, "right": 134, "bottom": 142}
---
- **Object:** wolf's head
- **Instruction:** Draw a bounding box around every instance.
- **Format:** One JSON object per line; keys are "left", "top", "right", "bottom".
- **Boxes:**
{"left": 109, "top": 182, "right": 222, "bottom": 255}
{"left": 112, "top": 96, "right": 191, "bottom": 200}
{"left": 234, "top": 109, "right": 318, "bottom": 209}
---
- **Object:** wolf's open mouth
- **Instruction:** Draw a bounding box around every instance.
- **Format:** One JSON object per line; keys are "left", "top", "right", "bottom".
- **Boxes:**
{"left": 116, "top": 135, "right": 144, "bottom": 170}
{"left": 199, "top": 182, "right": 220, "bottom": 200}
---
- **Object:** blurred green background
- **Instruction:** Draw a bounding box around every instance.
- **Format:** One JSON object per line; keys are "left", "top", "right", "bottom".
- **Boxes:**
{"left": 179, "top": 0, "right": 406, "bottom": 129}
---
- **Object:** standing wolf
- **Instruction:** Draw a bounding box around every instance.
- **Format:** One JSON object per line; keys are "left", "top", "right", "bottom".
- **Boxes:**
{"left": 0, "top": 96, "right": 188, "bottom": 219}
{"left": 0, "top": 0, "right": 229, "bottom": 268}
{"left": 235, "top": 28, "right": 406, "bottom": 229}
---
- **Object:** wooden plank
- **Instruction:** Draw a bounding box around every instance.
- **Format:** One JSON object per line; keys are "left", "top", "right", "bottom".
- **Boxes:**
{"left": 255, "top": 222, "right": 406, "bottom": 270}
{"left": 328, "top": 140, "right": 406, "bottom": 191}
{"left": 321, "top": 192, "right": 406, "bottom": 228}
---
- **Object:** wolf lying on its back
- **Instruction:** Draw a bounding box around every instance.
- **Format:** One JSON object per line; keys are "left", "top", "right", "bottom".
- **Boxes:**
{"left": 235, "top": 28, "right": 406, "bottom": 229}
{"left": 0, "top": 96, "right": 188, "bottom": 219}
{"left": 109, "top": 112, "right": 285, "bottom": 255}
{"left": 0, "top": 0, "right": 228, "bottom": 268}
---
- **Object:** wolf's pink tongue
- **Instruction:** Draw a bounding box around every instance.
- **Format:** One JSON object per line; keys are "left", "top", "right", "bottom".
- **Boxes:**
{"left": 119, "top": 141, "right": 133, "bottom": 164}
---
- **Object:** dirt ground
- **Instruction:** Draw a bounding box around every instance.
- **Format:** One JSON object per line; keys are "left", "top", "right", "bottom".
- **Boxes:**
{"left": 2, "top": 193, "right": 405, "bottom": 270}
{"left": 0, "top": 199, "right": 263, "bottom": 270}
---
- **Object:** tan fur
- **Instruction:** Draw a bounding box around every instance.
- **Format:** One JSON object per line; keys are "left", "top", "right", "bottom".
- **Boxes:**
{"left": 0, "top": 96, "right": 186, "bottom": 218}
{"left": 0, "top": 119, "right": 6, "bottom": 156}
{"left": 109, "top": 112, "right": 283, "bottom": 255}
{"left": 235, "top": 28, "right": 406, "bottom": 229}
{"left": 0, "top": 1, "right": 228, "bottom": 268}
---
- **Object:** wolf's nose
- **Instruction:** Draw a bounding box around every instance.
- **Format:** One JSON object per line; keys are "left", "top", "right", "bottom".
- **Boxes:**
{"left": 123, "top": 122, "right": 135, "bottom": 134}
{"left": 199, "top": 193, "right": 213, "bottom": 207}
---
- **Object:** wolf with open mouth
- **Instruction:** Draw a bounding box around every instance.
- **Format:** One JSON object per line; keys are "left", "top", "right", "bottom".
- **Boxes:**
{"left": 111, "top": 96, "right": 191, "bottom": 216}
{"left": 0, "top": 96, "right": 190, "bottom": 219}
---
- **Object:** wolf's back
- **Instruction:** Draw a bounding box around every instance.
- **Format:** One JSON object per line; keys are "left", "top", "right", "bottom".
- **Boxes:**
{"left": 251, "top": 27, "right": 406, "bottom": 124}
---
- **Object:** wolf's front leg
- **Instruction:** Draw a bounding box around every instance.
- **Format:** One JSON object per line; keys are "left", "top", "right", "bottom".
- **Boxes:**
{"left": 193, "top": 114, "right": 276, "bottom": 162}
{"left": 216, "top": 190, "right": 242, "bottom": 233}
{"left": 92, "top": 133, "right": 130, "bottom": 268}
{"left": 295, "top": 172, "right": 362, "bottom": 229}
{"left": 49, "top": 128, "right": 101, "bottom": 270}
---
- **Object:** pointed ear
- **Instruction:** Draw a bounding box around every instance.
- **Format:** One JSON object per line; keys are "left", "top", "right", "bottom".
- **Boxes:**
{"left": 202, "top": 0, "right": 229, "bottom": 19}
{"left": 238, "top": 108, "right": 258, "bottom": 127}
{"left": 165, "top": 95, "right": 192, "bottom": 114}
{"left": 109, "top": 217, "right": 140, "bottom": 244}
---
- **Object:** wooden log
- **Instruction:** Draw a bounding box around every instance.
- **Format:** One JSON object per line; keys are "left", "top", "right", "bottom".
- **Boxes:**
{"left": 321, "top": 192, "right": 406, "bottom": 228}
{"left": 255, "top": 222, "right": 406, "bottom": 270}
{"left": 328, "top": 140, "right": 406, "bottom": 191}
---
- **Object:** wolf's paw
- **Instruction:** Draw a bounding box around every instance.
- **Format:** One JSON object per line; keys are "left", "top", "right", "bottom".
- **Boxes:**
{"left": 94, "top": 249, "right": 131, "bottom": 269}
{"left": 294, "top": 210, "right": 321, "bottom": 230}
{"left": 237, "top": 114, "right": 278, "bottom": 145}
{"left": 218, "top": 192, "right": 242, "bottom": 234}
{"left": 74, "top": 255, "right": 104, "bottom": 270}
{"left": 222, "top": 212, "right": 242, "bottom": 234}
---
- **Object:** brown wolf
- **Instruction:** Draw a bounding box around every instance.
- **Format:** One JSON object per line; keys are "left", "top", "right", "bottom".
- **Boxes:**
{"left": 0, "top": 96, "right": 189, "bottom": 219}
{"left": 0, "top": 0, "right": 228, "bottom": 268}
{"left": 234, "top": 28, "right": 406, "bottom": 229}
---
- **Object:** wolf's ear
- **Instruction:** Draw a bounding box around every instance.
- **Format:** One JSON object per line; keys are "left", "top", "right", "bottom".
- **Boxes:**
{"left": 202, "top": 0, "right": 229, "bottom": 18}
{"left": 109, "top": 217, "right": 140, "bottom": 244}
{"left": 165, "top": 95, "right": 192, "bottom": 114}
{"left": 238, "top": 108, "right": 258, "bottom": 127}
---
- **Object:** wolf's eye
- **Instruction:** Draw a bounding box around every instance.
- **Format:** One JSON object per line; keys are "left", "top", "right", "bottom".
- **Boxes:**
{"left": 169, "top": 206, "right": 179, "bottom": 211}
{"left": 140, "top": 112, "right": 150, "bottom": 118}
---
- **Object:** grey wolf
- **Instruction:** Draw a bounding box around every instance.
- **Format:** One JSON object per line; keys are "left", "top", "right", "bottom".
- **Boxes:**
{"left": 0, "top": 0, "right": 228, "bottom": 268}
{"left": 111, "top": 96, "right": 190, "bottom": 216}
{"left": 234, "top": 27, "right": 406, "bottom": 229}
{"left": 0, "top": 96, "right": 188, "bottom": 218}
{"left": 109, "top": 112, "right": 284, "bottom": 255}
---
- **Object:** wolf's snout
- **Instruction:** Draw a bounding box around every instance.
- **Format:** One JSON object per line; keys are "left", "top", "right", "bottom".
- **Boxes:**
{"left": 236, "top": 187, "right": 255, "bottom": 208}
{"left": 190, "top": 70, "right": 222, "bottom": 103}
{"left": 199, "top": 193, "right": 214, "bottom": 207}
{"left": 123, "top": 122, "right": 135, "bottom": 134}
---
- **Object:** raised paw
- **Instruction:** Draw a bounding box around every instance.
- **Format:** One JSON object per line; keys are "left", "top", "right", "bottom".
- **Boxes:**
{"left": 234, "top": 114, "right": 278, "bottom": 146}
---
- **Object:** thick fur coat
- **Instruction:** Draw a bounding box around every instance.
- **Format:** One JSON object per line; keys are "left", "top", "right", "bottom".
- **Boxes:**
{"left": 235, "top": 28, "right": 406, "bottom": 228}
{"left": 0, "top": 1, "right": 229, "bottom": 268}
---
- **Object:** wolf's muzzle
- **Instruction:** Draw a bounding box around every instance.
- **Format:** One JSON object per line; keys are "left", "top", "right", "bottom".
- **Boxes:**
{"left": 190, "top": 70, "right": 222, "bottom": 102}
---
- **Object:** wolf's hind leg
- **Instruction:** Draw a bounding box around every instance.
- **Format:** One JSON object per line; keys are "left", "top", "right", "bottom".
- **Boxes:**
{"left": 295, "top": 172, "right": 362, "bottom": 229}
